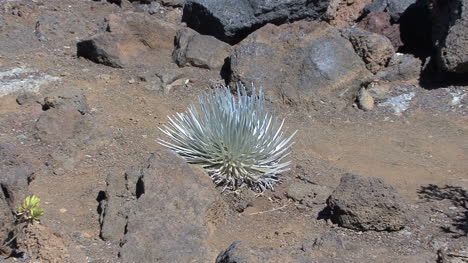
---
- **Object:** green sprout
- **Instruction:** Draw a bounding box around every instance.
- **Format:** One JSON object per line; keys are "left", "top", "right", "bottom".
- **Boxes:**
{"left": 17, "top": 195, "right": 44, "bottom": 223}
{"left": 1, "top": 195, "right": 45, "bottom": 253}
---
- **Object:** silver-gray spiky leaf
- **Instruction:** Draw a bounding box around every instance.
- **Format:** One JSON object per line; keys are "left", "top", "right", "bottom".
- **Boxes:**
{"left": 159, "top": 84, "right": 296, "bottom": 192}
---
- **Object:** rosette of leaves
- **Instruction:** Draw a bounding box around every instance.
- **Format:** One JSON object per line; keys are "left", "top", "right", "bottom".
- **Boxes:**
{"left": 159, "top": 84, "right": 296, "bottom": 192}
{"left": 1, "top": 195, "right": 44, "bottom": 253}
{"left": 17, "top": 195, "right": 44, "bottom": 223}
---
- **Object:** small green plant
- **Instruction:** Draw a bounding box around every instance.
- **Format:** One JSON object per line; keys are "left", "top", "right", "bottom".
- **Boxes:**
{"left": 17, "top": 195, "right": 44, "bottom": 223}
{"left": 159, "top": 83, "right": 296, "bottom": 192}
{"left": 1, "top": 195, "right": 44, "bottom": 254}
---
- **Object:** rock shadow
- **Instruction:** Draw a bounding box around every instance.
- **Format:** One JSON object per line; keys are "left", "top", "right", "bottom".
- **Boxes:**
{"left": 418, "top": 184, "right": 467, "bottom": 237}
{"left": 398, "top": 0, "right": 433, "bottom": 60}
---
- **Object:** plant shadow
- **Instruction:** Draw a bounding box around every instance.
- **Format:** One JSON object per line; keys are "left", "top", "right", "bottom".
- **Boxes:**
{"left": 418, "top": 184, "right": 467, "bottom": 237}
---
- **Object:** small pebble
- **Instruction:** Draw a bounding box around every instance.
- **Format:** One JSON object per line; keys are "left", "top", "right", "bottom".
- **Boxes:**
{"left": 358, "top": 88, "right": 374, "bottom": 111}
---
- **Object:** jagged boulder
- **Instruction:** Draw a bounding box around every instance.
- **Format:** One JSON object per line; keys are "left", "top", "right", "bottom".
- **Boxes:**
{"left": 77, "top": 12, "right": 177, "bottom": 68}
{"left": 99, "top": 150, "right": 219, "bottom": 262}
{"left": 431, "top": 0, "right": 468, "bottom": 73}
{"left": 326, "top": 173, "right": 408, "bottom": 231}
{"left": 228, "top": 21, "right": 372, "bottom": 110}
{"left": 182, "top": 0, "right": 332, "bottom": 44}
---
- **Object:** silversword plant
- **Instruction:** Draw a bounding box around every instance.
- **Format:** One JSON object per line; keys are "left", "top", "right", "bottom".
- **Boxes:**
{"left": 159, "top": 83, "right": 296, "bottom": 192}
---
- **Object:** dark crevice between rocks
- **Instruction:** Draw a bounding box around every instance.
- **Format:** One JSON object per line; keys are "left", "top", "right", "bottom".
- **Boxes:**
{"left": 182, "top": 3, "right": 231, "bottom": 43}
{"left": 41, "top": 103, "right": 51, "bottom": 111}
{"left": 123, "top": 221, "right": 129, "bottom": 236}
{"left": 136, "top": 177, "right": 145, "bottom": 199}
{"left": 2, "top": 230, "right": 14, "bottom": 245}
{"left": 220, "top": 57, "right": 231, "bottom": 85}
{"left": 96, "top": 190, "right": 107, "bottom": 240}
{"left": 96, "top": 191, "right": 106, "bottom": 217}
{"left": 105, "top": 0, "right": 122, "bottom": 7}
{"left": 227, "top": 23, "right": 269, "bottom": 45}
{"left": 398, "top": 1, "right": 433, "bottom": 60}
{"left": 2, "top": 229, "right": 21, "bottom": 258}
{"left": 420, "top": 62, "right": 468, "bottom": 89}
{"left": 317, "top": 204, "right": 332, "bottom": 221}
{"left": 77, "top": 40, "right": 98, "bottom": 61}
{"left": 355, "top": 13, "right": 369, "bottom": 24}
{"left": 0, "top": 184, "right": 10, "bottom": 201}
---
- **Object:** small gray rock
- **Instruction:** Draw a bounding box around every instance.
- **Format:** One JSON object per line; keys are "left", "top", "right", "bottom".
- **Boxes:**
{"left": 173, "top": 28, "right": 232, "bottom": 70}
{"left": 358, "top": 88, "right": 374, "bottom": 111}
{"left": 77, "top": 34, "right": 125, "bottom": 68}
{"left": 312, "top": 232, "right": 349, "bottom": 250}
{"left": 153, "top": 68, "right": 186, "bottom": 92}
{"left": 42, "top": 89, "right": 90, "bottom": 115}
{"left": 16, "top": 92, "right": 39, "bottom": 105}
{"left": 366, "top": 81, "right": 393, "bottom": 101}
{"left": 215, "top": 242, "right": 277, "bottom": 263}
{"left": 287, "top": 181, "right": 332, "bottom": 207}
{"left": 376, "top": 53, "right": 422, "bottom": 82}
{"left": 137, "top": 66, "right": 191, "bottom": 92}
{"left": 223, "top": 189, "right": 256, "bottom": 212}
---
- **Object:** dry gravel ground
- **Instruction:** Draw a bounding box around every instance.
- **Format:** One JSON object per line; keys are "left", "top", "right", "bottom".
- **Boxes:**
{"left": 0, "top": 0, "right": 467, "bottom": 262}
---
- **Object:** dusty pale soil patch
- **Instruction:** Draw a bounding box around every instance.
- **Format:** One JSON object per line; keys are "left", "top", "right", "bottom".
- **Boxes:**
{"left": 0, "top": 0, "right": 467, "bottom": 262}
